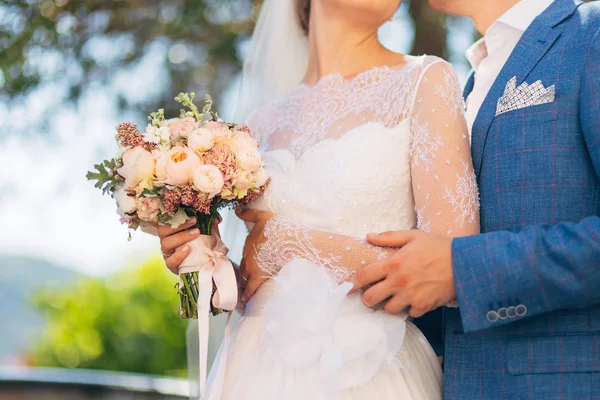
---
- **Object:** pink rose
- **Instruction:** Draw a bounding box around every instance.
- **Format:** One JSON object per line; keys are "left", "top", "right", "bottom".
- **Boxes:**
{"left": 136, "top": 197, "right": 161, "bottom": 221}
{"left": 187, "top": 128, "right": 215, "bottom": 153}
{"left": 203, "top": 121, "right": 232, "bottom": 145}
{"left": 117, "top": 147, "right": 156, "bottom": 189}
{"left": 166, "top": 117, "right": 199, "bottom": 138}
{"left": 156, "top": 146, "right": 202, "bottom": 186}
{"left": 191, "top": 165, "right": 224, "bottom": 199}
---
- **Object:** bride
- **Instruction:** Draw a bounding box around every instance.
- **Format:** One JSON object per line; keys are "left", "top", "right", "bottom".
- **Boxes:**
{"left": 159, "top": 0, "right": 480, "bottom": 398}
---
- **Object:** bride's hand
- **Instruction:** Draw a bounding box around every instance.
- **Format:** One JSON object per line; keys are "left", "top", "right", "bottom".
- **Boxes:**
{"left": 236, "top": 208, "right": 275, "bottom": 302}
{"left": 156, "top": 217, "right": 221, "bottom": 274}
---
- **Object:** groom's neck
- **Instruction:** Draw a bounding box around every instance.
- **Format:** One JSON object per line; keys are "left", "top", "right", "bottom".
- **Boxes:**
{"left": 470, "top": 0, "right": 520, "bottom": 34}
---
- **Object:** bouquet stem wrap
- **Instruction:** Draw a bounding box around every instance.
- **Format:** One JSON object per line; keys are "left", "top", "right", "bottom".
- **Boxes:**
{"left": 178, "top": 231, "right": 237, "bottom": 399}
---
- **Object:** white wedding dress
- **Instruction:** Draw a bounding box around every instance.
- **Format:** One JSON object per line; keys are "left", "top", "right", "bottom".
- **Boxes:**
{"left": 208, "top": 55, "right": 480, "bottom": 399}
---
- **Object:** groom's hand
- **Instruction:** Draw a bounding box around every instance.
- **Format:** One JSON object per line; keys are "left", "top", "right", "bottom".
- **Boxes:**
{"left": 351, "top": 230, "right": 456, "bottom": 318}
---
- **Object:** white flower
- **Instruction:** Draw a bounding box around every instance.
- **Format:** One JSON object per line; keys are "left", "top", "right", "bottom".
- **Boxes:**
{"left": 143, "top": 124, "right": 171, "bottom": 145}
{"left": 191, "top": 165, "right": 224, "bottom": 198}
{"left": 115, "top": 185, "right": 137, "bottom": 217}
{"left": 117, "top": 147, "right": 156, "bottom": 189}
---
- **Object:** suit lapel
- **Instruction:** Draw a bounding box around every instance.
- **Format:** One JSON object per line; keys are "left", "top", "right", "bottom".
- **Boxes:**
{"left": 470, "top": 0, "right": 582, "bottom": 177}
{"left": 463, "top": 70, "right": 475, "bottom": 99}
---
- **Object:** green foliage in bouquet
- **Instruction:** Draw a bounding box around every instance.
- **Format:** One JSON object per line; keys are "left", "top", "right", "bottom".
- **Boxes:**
{"left": 29, "top": 257, "right": 188, "bottom": 377}
{"left": 86, "top": 158, "right": 122, "bottom": 197}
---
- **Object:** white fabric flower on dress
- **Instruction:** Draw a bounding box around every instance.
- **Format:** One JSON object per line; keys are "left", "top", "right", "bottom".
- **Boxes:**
{"left": 262, "top": 259, "right": 408, "bottom": 394}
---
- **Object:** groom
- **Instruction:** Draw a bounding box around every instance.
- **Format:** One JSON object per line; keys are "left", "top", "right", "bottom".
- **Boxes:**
{"left": 353, "top": 0, "right": 600, "bottom": 398}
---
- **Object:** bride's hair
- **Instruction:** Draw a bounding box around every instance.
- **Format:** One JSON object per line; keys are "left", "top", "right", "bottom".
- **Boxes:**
{"left": 295, "top": 0, "right": 310, "bottom": 35}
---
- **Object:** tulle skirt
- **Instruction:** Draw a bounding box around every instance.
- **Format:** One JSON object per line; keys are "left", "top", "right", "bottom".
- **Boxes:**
{"left": 207, "top": 259, "right": 443, "bottom": 400}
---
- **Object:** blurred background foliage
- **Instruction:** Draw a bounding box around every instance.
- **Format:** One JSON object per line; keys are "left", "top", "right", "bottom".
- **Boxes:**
{"left": 28, "top": 257, "right": 188, "bottom": 377}
{"left": 0, "top": 0, "right": 451, "bottom": 119}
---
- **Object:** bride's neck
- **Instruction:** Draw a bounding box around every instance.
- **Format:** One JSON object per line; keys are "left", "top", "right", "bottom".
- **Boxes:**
{"left": 302, "top": 8, "right": 388, "bottom": 86}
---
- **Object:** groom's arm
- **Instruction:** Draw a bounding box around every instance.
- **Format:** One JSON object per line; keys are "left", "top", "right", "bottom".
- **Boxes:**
{"left": 452, "top": 217, "right": 600, "bottom": 332}
{"left": 453, "top": 29, "right": 600, "bottom": 333}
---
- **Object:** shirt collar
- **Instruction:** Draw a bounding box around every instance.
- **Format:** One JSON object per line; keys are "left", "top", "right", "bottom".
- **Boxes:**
{"left": 465, "top": 0, "right": 555, "bottom": 72}
{"left": 495, "top": 0, "right": 555, "bottom": 32}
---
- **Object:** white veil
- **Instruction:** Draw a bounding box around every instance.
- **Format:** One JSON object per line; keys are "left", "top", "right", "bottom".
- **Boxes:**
{"left": 233, "top": 0, "right": 310, "bottom": 124}
{"left": 188, "top": 1, "right": 309, "bottom": 399}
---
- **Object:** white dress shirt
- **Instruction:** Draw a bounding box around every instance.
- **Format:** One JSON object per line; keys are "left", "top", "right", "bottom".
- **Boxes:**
{"left": 465, "top": 0, "right": 554, "bottom": 133}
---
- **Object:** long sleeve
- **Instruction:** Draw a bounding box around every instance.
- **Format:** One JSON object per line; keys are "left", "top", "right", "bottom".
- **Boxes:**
{"left": 255, "top": 61, "right": 480, "bottom": 284}
{"left": 257, "top": 216, "right": 395, "bottom": 283}
{"left": 409, "top": 60, "right": 480, "bottom": 239}
{"left": 452, "top": 29, "right": 600, "bottom": 333}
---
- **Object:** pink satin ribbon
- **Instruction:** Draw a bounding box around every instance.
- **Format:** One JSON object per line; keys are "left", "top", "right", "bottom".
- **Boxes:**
{"left": 178, "top": 233, "right": 238, "bottom": 400}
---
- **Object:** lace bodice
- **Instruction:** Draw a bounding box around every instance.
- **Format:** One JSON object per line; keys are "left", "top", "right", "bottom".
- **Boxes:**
{"left": 247, "top": 55, "right": 480, "bottom": 282}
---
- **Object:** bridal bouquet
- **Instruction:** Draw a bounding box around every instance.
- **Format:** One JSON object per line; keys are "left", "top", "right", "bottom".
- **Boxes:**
{"left": 87, "top": 93, "right": 269, "bottom": 319}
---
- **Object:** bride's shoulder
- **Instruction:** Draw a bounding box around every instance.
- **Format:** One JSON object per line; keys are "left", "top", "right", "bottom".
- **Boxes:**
{"left": 408, "top": 55, "right": 462, "bottom": 90}
{"left": 411, "top": 55, "right": 457, "bottom": 75}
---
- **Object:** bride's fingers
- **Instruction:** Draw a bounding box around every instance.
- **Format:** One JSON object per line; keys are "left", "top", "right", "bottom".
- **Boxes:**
{"left": 383, "top": 293, "right": 410, "bottom": 315}
{"left": 236, "top": 208, "right": 260, "bottom": 222}
{"left": 361, "top": 280, "right": 396, "bottom": 308}
{"left": 157, "top": 217, "right": 197, "bottom": 239}
{"left": 161, "top": 228, "right": 200, "bottom": 253}
{"left": 242, "top": 274, "right": 266, "bottom": 303}
{"left": 164, "top": 245, "right": 191, "bottom": 274}
{"left": 350, "top": 260, "right": 389, "bottom": 293}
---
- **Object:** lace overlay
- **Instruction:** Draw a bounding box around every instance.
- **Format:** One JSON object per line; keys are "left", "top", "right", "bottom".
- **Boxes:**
{"left": 257, "top": 217, "right": 393, "bottom": 283}
{"left": 247, "top": 55, "right": 480, "bottom": 283}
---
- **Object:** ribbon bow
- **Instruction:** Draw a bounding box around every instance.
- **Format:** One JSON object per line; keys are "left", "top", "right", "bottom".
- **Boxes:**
{"left": 178, "top": 232, "right": 238, "bottom": 400}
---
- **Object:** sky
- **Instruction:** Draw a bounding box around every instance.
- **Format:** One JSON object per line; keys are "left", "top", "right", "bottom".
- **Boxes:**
{"left": 0, "top": 8, "right": 474, "bottom": 277}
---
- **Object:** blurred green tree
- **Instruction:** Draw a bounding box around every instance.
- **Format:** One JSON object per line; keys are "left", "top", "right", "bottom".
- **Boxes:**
{"left": 29, "top": 256, "right": 189, "bottom": 377}
{"left": 0, "top": 0, "right": 447, "bottom": 115}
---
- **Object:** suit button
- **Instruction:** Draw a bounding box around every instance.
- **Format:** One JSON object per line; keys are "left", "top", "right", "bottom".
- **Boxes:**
{"left": 506, "top": 306, "right": 516, "bottom": 318}
{"left": 498, "top": 307, "right": 508, "bottom": 320}
{"left": 487, "top": 310, "right": 499, "bottom": 323}
{"left": 515, "top": 304, "right": 527, "bottom": 317}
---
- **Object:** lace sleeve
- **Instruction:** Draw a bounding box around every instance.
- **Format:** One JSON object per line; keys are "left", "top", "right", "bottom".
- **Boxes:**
{"left": 409, "top": 61, "right": 480, "bottom": 238}
{"left": 256, "top": 216, "right": 394, "bottom": 283}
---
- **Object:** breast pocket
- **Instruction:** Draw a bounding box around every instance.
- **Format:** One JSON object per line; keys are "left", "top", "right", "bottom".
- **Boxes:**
{"left": 507, "top": 334, "right": 600, "bottom": 375}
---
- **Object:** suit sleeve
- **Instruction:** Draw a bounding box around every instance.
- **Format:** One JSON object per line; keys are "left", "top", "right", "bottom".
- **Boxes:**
{"left": 451, "top": 28, "right": 600, "bottom": 333}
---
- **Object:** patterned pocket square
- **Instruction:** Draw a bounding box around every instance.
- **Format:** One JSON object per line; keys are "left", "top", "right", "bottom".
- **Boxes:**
{"left": 496, "top": 77, "right": 555, "bottom": 116}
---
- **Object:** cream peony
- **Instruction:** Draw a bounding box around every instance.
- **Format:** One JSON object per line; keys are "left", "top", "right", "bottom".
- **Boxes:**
{"left": 203, "top": 121, "right": 232, "bottom": 145}
{"left": 187, "top": 128, "right": 215, "bottom": 152}
{"left": 253, "top": 167, "right": 269, "bottom": 188}
{"left": 234, "top": 170, "right": 253, "bottom": 190}
{"left": 156, "top": 146, "right": 202, "bottom": 186}
{"left": 117, "top": 147, "right": 156, "bottom": 189}
{"left": 230, "top": 130, "right": 258, "bottom": 153}
{"left": 236, "top": 147, "right": 262, "bottom": 172}
{"left": 191, "top": 165, "right": 224, "bottom": 198}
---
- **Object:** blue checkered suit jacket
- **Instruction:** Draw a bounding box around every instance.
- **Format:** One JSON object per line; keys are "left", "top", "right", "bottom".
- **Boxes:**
{"left": 445, "top": 1, "right": 600, "bottom": 398}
